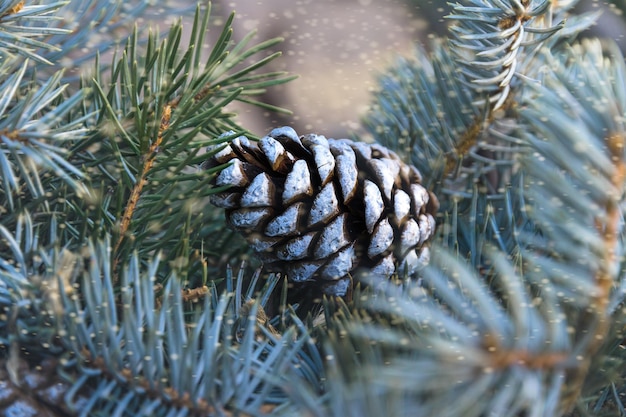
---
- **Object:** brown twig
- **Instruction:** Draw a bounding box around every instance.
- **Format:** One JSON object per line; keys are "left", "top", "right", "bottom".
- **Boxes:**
{"left": 445, "top": 0, "right": 533, "bottom": 178}
{"left": 443, "top": 75, "right": 520, "bottom": 177}
{"left": 444, "top": 115, "right": 486, "bottom": 176}
{"left": 112, "top": 83, "right": 218, "bottom": 271}
{"left": 113, "top": 104, "right": 171, "bottom": 259}
{"left": 480, "top": 332, "right": 570, "bottom": 371}
{"left": 1, "top": 128, "right": 25, "bottom": 142}
{"left": 181, "top": 285, "right": 211, "bottom": 303}
{"left": 0, "top": 1, "right": 24, "bottom": 18}
{"left": 488, "top": 349, "right": 569, "bottom": 370}
{"left": 239, "top": 299, "right": 282, "bottom": 339}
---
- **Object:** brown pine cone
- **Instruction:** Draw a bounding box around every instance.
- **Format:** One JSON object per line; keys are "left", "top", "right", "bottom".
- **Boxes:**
{"left": 203, "top": 127, "right": 438, "bottom": 296}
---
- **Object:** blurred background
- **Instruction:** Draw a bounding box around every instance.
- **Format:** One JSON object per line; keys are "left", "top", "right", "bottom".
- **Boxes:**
{"left": 159, "top": 0, "right": 626, "bottom": 139}
{"left": 210, "top": 0, "right": 446, "bottom": 139}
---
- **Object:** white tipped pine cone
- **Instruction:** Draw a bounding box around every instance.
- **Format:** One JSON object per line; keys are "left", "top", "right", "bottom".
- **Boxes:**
{"left": 203, "top": 127, "right": 439, "bottom": 296}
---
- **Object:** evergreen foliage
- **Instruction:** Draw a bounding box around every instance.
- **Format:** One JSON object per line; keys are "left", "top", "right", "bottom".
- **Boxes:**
{"left": 0, "top": 0, "right": 625, "bottom": 416}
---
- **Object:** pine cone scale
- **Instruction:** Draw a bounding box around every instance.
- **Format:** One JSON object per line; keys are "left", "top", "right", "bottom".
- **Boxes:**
{"left": 240, "top": 173, "right": 274, "bottom": 207}
{"left": 313, "top": 213, "right": 351, "bottom": 260}
{"left": 368, "top": 218, "right": 395, "bottom": 259}
{"left": 283, "top": 159, "right": 313, "bottom": 204}
{"left": 265, "top": 202, "right": 303, "bottom": 237}
{"left": 334, "top": 149, "right": 359, "bottom": 203}
{"left": 364, "top": 180, "right": 384, "bottom": 234}
{"left": 308, "top": 183, "right": 340, "bottom": 227}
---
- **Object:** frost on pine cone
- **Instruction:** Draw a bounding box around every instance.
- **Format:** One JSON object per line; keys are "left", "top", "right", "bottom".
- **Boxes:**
{"left": 203, "top": 127, "right": 438, "bottom": 296}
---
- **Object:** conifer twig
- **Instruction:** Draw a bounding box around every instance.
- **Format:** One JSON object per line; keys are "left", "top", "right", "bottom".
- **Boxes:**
{"left": 76, "top": 347, "right": 275, "bottom": 417}
{"left": 481, "top": 331, "right": 569, "bottom": 370}
{"left": 112, "top": 81, "right": 226, "bottom": 269}
{"left": 180, "top": 285, "right": 210, "bottom": 303}
{"left": 0, "top": 0, "right": 23, "bottom": 18}
{"left": 488, "top": 349, "right": 569, "bottom": 370}
{"left": 114, "top": 104, "right": 171, "bottom": 257}
{"left": 444, "top": 115, "right": 486, "bottom": 176}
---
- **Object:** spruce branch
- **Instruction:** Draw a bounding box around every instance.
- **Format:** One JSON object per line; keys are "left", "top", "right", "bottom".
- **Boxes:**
{"left": 0, "top": 61, "right": 90, "bottom": 215}
{"left": 517, "top": 38, "right": 626, "bottom": 413}
{"left": 43, "top": 0, "right": 156, "bottom": 68}
{"left": 52, "top": 238, "right": 323, "bottom": 417}
{"left": 0, "top": 0, "right": 69, "bottom": 64}
{"left": 447, "top": 0, "right": 563, "bottom": 110}
{"left": 4, "top": 0, "right": 626, "bottom": 415}
{"left": 359, "top": 2, "right": 626, "bottom": 415}
{"left": 306, "top": 247, "right": 574, "bottom": 417}
{"left": 0, "top": 211, "right": 73, "bottom": 368}
{"left": 8, "top": 0, "right": 178, "bottom": 82}
{"left": 438, "top": 0, "right": 599, "bottom": 182}
{"left": 1, "top": 217, "right": 321, "bottom": 415}
{"left": 365, "top": 1, "right": 598, "bottom": 264}
{"left": 113, "top": 101, "right": 169, "bottom": 257}
{"left": 364, "top": 41, "right": 479, "bottom": 194}
{"left": 70, "top": 4, "right": 295, "bottom": 278}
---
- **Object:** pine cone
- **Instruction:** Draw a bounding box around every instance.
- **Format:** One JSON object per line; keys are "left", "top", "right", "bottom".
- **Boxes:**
{"left": 203, "top": 127, "right": 438, "bottom": 296}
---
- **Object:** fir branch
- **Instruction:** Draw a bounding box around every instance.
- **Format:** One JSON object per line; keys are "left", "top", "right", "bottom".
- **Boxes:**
{"left": 365, "top": 1, "right": 599, "bottom": 266}
{"left": 113, "top": 102, "right": 169, "bottom": 257}
{"left": 517, "top": 38, "right": 626, "bottom": 413}
{"left": 68, "top": 4, "right": 294, "bottom": 279}
{"left": 447, "top": 0, "right": 562, "bottom": 110}
{"left": 0, "top": 0, "right": 23, "bottom": 18}
{"left": 0, "top": 0, "right": 69, "bottom": 64}
{"left": 54, "top": 238, "right": 323, "bottom": 416}
{"left": 364, "top": 41, "right": 480, "bottom": 194}
{"left": 303, "top": 247, "right": 574, "bottom": 417}
{"left": 0, "top": 62, "right": 90, "bottom": 214}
